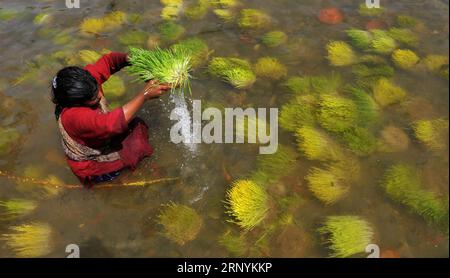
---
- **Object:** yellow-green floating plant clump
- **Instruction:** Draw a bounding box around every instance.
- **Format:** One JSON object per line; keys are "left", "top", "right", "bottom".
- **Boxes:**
{"left": 171, "top": 37, "right": 211, "bottom": 68}
{"left": 161, "top": 0, "right": 184, "bottom": 21}
{"left": 253, "top": 57, "right": 287, "bottom": 80}
{"left": 295, "top": 126, "right": 343, "bottom": 161}
{"left": 371, "top": 30, "right": 397, "bottom": 55}
{"left": 340, "top": 127, "right": 377, "bottom": 156}
{"left": 381, "top": 164, "right": 449, "bottom": 231}
{"left": 2, "top": 223, "right": 52, "bottom": 257}
{"left": 352, "top": 63, "right": 395, "bottom": 87}
{"left": 213, "top": 9, "right": 235, "bottom": 22}
{"left": 279, "top": 95, "right": 316, "bottom": 132}
{"left": 306, "top": 167, "right": 350, "bottom": 205}
{"left": 372, "top": 78, "right": 406, "bottom": 107}
{"left": 238, "top": 9, "right": 272, "bottom": 29}
{"left": 346, "top": 86, "right": 380, "bottom": 127}
{"left": 0, "top": 199, "right": 37, "bottom": 220}
{"left": 159, "top": 21, "right": 185, "bottom": 42}
{"left": 118, "top": 30, "right": 149, "bottom": 47}
{"left": 388, "top": 28, "right": 419, "bottom": 47}
{"left": 358, "top": 3, "right": 385, "bottom": 17}
{"left": 326, "top": 41, "right": 358, "bottom": 67}
{"left": 346, "top": 29, "right": 373, "bottom": 50}
{"left": 226, "top": 180, "right": 269, "bottom": 230}
{"left": 0, "top": 127, "right": 21, "bottom": 156}
{"left": 218, "top": 230, "right": 248, "bottom": 257}
{"left": 208, "top": 57, "right": 256, "bottom": 89}
{"left": 79, "top": 11, "right": 127, "bottom": 36}
{"left": 317, "top": 95, "right": 359, "bottom": 133}
{"left": 412, "top": 118, "right": 449, "bottom": 151}
{"left": 158, "top": 203, "right": 203, "bottom": 245}
{"left": 423, "top": 55, "right": 449, "bottom": 73}
{"left": 127, "top": 47, "right": 192, "bottom": 94}
{"left": 185, "top": 0, "right": 209, "bottom": 20}
{"left": 262, "top": 31, "right": 288, "bottom": 48}
{"left": 396, "top": 15, "right": 418, "bottom": 28}
{"left": 102, "top": 75, "right": 126, "bottom": 100}
{"left": 318, "top": 216, "right": 374, "bottom": 258}
{"left": 391, "top": 49, "right": 420, "bottom": 70}
{"left": 33, "top": 13, "right": 51, "bottom": 25}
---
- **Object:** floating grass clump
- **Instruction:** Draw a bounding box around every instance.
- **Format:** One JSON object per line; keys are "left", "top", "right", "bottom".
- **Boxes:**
{"left": 388, "top": 28, "right": 419, "bottom": 47}
{"left": 213, "top": 9, "right": 235, "bottom": 22}
{"left": 171, "top": 37, "right": 211, "bottom": 68}
{"left": 218, "top": 230, "right": 247, "bottom": 257}
{"left": 310, "top": 74, "right": 343, "bottom": 94}
{"left": 284, "top": 76, "right": 311, "bottom": 95}
{"left": 253, "top": 57, "right": 287, "bottom": 80}
{"left": 340, "top": 127, "right": 377, "bottom": 156}
{"left": 346, "top": 29, "right": 373, "bottom": 50}
{"left": 79, "top": 11, "right": 127, "bottom": 36}
{"left": 238, "top": 9, "right": 272, "bottom": 29}
{"left": 0, "top": 127, "right": 20, "bottom": 156}
{"left": 412, "top": 119, "right": 449, "bottom": 151}
{"left": 78, "top": 50, "right": 101, "bottom": 64}
{"left": 358, "top": 3, "right": 385, "bottom": 17}
{"left": 423, "top": 55, "right": 449, "bottom": 73}
{"left": 158, "top": 203, "right": 203, "bottom": 245}
{"left": 118, "top": 30, "right": 149, "bottom": 47}
{"left": 381, "top": 164, "right": 449, "bottom": 230}
{"left": 102, "top": 76, "right": 126, "bottom": 100}
{"left": 208, "top": 57, "right": 256, "bottom": 89}
{"left": 396, "top": 15, "right": 418, "bottom": 28}
{"left": 306, "top": 167, "right": 350, "bottom": 205}
{"left": 326, "top": 41, "right": 358, "bottom": 66}
{"left": 262, "top": 31, "right": 288, "bottom": 48}
{"left": 33, "top": 13, "right": 51, "bottom": 25}
{"left": 319, "top": 216, "right": 374, "bottom": 258}
{"left": 0, "top": 199, "right": 37, "bottom": 220}
{"left": 352, "top": 63, "right": 395, "bottom": 87}
{"left": 226, "top": 180, "right": 269, "bottom": 230}
{"left": 279, "top": 96, "right": 316, "bottom": 132}
{"left": 317, "top": 95, "right": 358, "bottom": 133}
{"left": 391, "top": 49, "right": 420, "bottom": 70}
{"left": 127, "top": 47, "right": 192, "bottom": 94}
{"left": 346, "top": 86, "right": 380, "bottom": 127}
{"left": 372, "top": 78, "right": 406, "bottom": 107}
{"left": 185, "top": 0, "right": 209, "bottom": 20}
{"left": 161, "top": 0, "right": 184, "bottom": 21}
{"left": 371, "top": 30, "right": 397, "bottom": 54}
{"left": 295, "top": 126, "right": 343, "bottom": 161}
{"left": 2, "top": 223, "right": 52, "bottom": 257}
{"left": 159, "top": 21, "right": 185, "bottom": 42}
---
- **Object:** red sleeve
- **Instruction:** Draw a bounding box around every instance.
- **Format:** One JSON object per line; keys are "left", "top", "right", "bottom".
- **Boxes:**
{"left": 62, "top": 107, "right": 128, "bottom": 141}
{"left": 84, "top": 52, "right": 129, "bottom": 85}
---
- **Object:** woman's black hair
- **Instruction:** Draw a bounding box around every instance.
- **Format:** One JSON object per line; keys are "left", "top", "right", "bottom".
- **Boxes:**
{"left": 51, "top": 67, "right": 98, "bottom": 120}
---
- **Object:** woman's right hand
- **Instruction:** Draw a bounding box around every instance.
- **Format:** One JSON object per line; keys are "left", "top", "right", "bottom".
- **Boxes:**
{"left": 142, "top": 80, "right": 171, "bottom": 99}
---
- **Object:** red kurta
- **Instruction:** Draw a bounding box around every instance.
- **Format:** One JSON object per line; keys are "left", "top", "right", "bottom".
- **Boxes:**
{"left": 60, "top": 52, "right": 153, "bottom": 183}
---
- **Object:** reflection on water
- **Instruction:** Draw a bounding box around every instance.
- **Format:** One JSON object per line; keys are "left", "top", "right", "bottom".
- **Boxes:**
{"left": 0, "top": 0, "right": 449, "bottom": 258}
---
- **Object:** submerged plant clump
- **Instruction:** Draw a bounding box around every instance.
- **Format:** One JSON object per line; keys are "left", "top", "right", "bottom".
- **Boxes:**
{"left": 423, "top": 55, "right": 449, "bottom": 75}
{"left": 295, "top": 126, "right": 343, "bottom": 162}
{"left": 158, "top": 203, "right": 203, "bottom": 245}
{"left": 306, "top": 167, "right": 350, "bottom": 205}
{"left": 346, "top": 29, "right": 373, "bottom": 50}
{"left": 218, "top": 230, "right": 248, "bottom": 257}
{"left": 253, "top": 57, "right": 287, "bottom": 80}
{"left": 262, "top": 31, "right": 288, "bottom": 48}
{"left": 345, "top": 86, "right": 380, "bottom": 127}
{"left": 371, "top": 30, "right": 398, "bottom": 55}
{"left": 317, "top": 95, "right": 359, "bottom": 133}
{"left": 127, "top": 47, "right": 192, "bottom": 94}
{"left": 160, "top": 0, "right": 184, "bottom": 21}
{"left": 0, "top": 199, "right": 37, "bottom": 220}
{"left": 2, "top": 223, "right": 52, "bottom": 257}
{"left": 319, "top": 216, "right": 374, "bottom": 258}
{"left": 208, "top": 57, "right": 256, "bottom": 89}
{"left": 326, "top": 41, "right": 358, "bottom": 66}
{"left": 391, "top": 49, "right": 420, "bottom": 70}
{"left": 381, "top": 164, "right": 449, "bottom": 231}
{"left": 358, "top": 3, "right": 385, "bottom": 17}
{"left": 171, "top": 37, "right": 211, "bottom": 68}
{"left": 79, "top": 11, "right": 127, "bottom": 36}
{"left": 388, "top": 28, "right": 419, "bottom": 47}
{"left": 184, "top": 0, "right": 209, "bottom": 20}
{"left": 118, "top": 30, "right": 149, "bottom": 47}
{"left": 159, "top": 21, "right": 185, "bottom": 42}
{"left": 372, "top": 78, "right": 406, "bottom": 107}
{"left": 226, "top": 180, "right": 269, "bottom": 230}
{"left": 238, "top": 9, "right": 272, "bottom": 29}
{"left": 340, "top": 127, "right": 377, "bottom": 156}
{"left": 412, "top": 119, "right": 449, "bottom": 151}
{"left": 279, "top": 95, "right": 316, "bottom": 132}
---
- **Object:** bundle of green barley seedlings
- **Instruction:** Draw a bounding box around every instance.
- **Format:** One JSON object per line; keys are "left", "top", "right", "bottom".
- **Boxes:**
{"left": 127, "top": 47, "right": 192, "bottom": 94}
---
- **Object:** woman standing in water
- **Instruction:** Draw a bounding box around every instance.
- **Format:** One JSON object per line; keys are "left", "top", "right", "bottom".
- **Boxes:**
{"left": 51, "top": 52, "right": 170, "bottom": 186}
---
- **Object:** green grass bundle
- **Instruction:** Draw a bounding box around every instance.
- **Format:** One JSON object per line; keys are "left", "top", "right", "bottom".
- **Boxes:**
{"left": 317, "top": 95, "right": 359, "bottom": 133}
{"left": 118, "top": 30, "right": 149, "bottom": 47}
{"left": 388, "top": 28, "right": 418, "bottom": 47}
{"left": 358, "top": 3, "right": 385, "bottom": 17}
{"left": 412, "top": 118, "right": 449, "bottom": 151}
{"left": 218, "top": 230, "right": 248, "bottom": 257}
{"left": 2, "top": 223, "right": 52, "bottom": 257}
{"left": 310, "top": 74, "right": 343, "bottom": 95}
{"left": 171, "top": 37, "right": 211, "bottom": 68}
{"left": 262, "top": 31, "right": 288, "bottom": 48}
{"left": 213, "top": 9, "right": 235, "bottom": 22}
{"left": 127, "top": 47, "right": 192, "bottom": 94}
{"left": 346, "top": 29, "right": 373, "bottom": 50}
{"left": 306, "top": 167, "right": 350, "bottom": 205}
{"left": 284, "top": 76, "right": 311, "bottom": 94}
{"left": 319, "top": 216, "right": 374, "bottom": 258}
{"left": 226, "top": 180, "right": 269, "bottom": 230}
{"left": 392, "top": 49, "right": 420, "bottom": 70}
{"left": 381, "top": 164, "right": 449, "bottom": 230}
{"left": 0, "top": 127, "right": 21, "bottom": 156}
{"left": 158, "top": 202, "right": 203, "bottom": 245}
{"left": 279, "top": 96, "right": 316, "bottom": 132}
{"left": 396, "top": 15, "right": 418, "bottom": 28}
{"left": 345, "top": 86, "right": 380, "bottom": 127}
{"left": 0, "top": 199, "right": 37, "bottom": 220}
{"left": 295, "top": 126, "right": 343, "bottom": 161}
{"left": 238, "top": 9, "right": 272, "bottom": 29}
{"left": 352, "top": 64, "right": 395, "bottom": 87}
{"left": 372, "top": 78, "right": 406, "bottom": 107}
{"left": 326, "top": 41, "right": 358, "bottom": 66}
{"left": 370, "top": 30, "right": 397, "bottom": 54}
{"left": 340, "top": 127, "right": 377, "bottom": 156}
{"left": 159, "top": 21, "right": 185, "bottom": 42}
{"left": 79, "top": 11, "right": 127, "bottom": 36}
{"left": 185, "top": 0, "right": 209, "bottom": 20}
{"left": 160, "top": 0, "right": 184, "bottom": 21}
{"left": 208, "top": 57, "right": 256, "bottom": 89}
{"left": 253, "top": 57, "right": 287, "bottom": 80}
